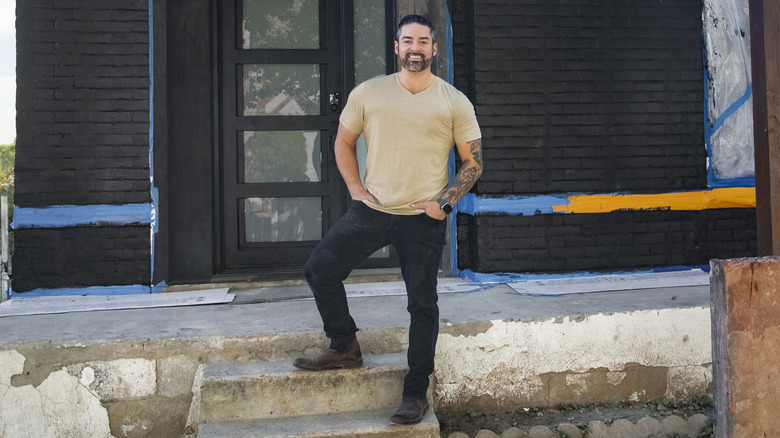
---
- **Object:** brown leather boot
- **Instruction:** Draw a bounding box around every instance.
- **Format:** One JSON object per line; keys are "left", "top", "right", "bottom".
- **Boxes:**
{"left": 389, "top": 396, "right": 429, "bottom": 425}
{"left": 292, "top": 337, "right": 363, "bottom": 371}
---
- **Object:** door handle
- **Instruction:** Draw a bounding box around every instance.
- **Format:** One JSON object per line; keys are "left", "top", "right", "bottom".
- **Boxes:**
{"left": 329, "top": 93, "right": 340, "bottom": 112}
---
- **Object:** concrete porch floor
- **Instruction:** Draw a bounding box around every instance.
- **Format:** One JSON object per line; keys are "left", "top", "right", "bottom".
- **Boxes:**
{"left": 0, "top": 280, "right": 713, "bottom": 437}
{"left": 0, "top": 281, "right": 710, "bottom": 345}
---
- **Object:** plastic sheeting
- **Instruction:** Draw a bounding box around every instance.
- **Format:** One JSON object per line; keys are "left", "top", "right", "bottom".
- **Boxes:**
{"left": 703, "top": 0, "right": 754, "bottom": 182}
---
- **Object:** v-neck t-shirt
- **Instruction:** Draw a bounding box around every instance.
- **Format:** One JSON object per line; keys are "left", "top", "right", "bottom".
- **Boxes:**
{"left": 339, "top": 73, "right": 481, "bottom": 215}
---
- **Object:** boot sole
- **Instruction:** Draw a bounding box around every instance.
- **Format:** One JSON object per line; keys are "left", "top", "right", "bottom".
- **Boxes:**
{"left": 388, "top": 404, "right": 429, "bottom": 425}
{"left": 292, "top": 359, "right": 364, "bottom": 371}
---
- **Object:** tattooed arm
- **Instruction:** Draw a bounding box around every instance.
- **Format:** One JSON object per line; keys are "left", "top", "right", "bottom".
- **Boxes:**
{"left": 411, "top": 138, "right": 483, "bottom": 219}
{"left": 443, "top": 138, "right": 483, "bottom": 205}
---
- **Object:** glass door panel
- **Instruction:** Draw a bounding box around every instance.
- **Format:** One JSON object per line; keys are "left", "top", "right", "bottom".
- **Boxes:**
{"left": 220, "top": 0, "right": 394, "bottom": 273}
{"left": 242, "top": 0, "right": 320, "bottom": 49}
{"left": 354, "top": 0, "right": 387, "bottom": 84}
{"left": 221, "top": 0, "right": 343, "bottom": 270}
{"left": 241, "top": 64, "right": 321, "bottom": 116}
{"left": 354, "top": 0, "right": 392, "bottom": 261}
{"left": 243, "top": 197, "right": 323, "bottom": 243}
{"left": 242, "top": 130, "right": 322, "bottom": 183}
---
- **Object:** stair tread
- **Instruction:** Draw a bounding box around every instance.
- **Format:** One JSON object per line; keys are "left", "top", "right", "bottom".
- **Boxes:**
{"left": 203, "top": 352, "right": 408, "bottom": 380}
{"left": 200, "top": 353, "right": 414, "bottom": 422}
{"left": 198, "top": 407, "right": 439, "bottom": 438}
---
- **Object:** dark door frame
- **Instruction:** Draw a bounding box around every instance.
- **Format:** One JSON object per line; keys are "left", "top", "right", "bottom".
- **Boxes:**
{"left": 218, "top": 0, "right": 348, "bottom": 273}
{"left": 156, "top": 0, "right": 402, "bottom": 285}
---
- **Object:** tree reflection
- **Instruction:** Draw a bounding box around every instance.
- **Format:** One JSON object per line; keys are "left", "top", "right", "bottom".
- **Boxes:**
{"left": 243, "top": 0, "right": 318, "bottom": 49}
{"left": 243, "top": 131, "right": 309, "bottom": 183}
{"left": 354, "top": 0, "right": 387, "bottom": 83}
{"left": 241, "top": 0, "right": 321, "bottom": 117}
{"left": 243, "top": 64, "right": 320, "bottom": 116}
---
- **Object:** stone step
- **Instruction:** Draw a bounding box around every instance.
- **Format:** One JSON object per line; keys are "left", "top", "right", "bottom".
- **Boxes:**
{"left": 200, "top": 353, "right": 409, "bottom": 423}
{"left": 197, "top": 407, "right": 439, "bottom": 438}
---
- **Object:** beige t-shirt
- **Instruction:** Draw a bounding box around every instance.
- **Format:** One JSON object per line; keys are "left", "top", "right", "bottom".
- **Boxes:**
{"left": 339, "top": 73, "right": 481, "bottom": 215}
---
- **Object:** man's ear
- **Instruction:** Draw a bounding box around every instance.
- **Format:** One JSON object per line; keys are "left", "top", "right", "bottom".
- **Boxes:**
{"left": 394, "top": 40, "right": 399, "bottom": 55}
{"left": 433, "top": 42, "right": 438, "bottom": 57}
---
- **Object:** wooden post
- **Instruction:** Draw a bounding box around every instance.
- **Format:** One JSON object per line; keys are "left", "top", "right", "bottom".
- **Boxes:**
{"left": 749, "top": 0, "right": 780, "bottom": 255}
{"left": 711, "top": 256, "right": 780, "bottom": 437}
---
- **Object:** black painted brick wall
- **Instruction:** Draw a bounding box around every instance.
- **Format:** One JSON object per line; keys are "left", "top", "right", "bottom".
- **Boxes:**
{"left": 451, "top": 0, "right": 757, "bottom": 274}
{"left": 13, "top": 0, "right": 151, "bottom": 291}
{"left": 456, "top": 0, "right": 706, "bottom": 195}
{"left": 458, "top": 209, "right": 758, "bottom": 273}
{"left": 12, "top": 227, "right": 151, "bottom": 292}
{"left": 15, "top": 0, "right": 151, "bottom": 206}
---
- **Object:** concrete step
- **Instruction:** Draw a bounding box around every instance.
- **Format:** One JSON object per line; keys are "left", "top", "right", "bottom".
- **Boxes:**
{"left": 197, "top": 407, "right": 439, "bottom": 438}
{"left": 200, "top": 353, "right": 410, "bottom": 422}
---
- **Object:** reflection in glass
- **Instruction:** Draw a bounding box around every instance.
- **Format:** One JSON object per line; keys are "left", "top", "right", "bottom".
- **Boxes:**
{"left": 354, "top": 0, "right": 386, "bottom": 84}
{"left": 242, "top": 0, "right": 319, "bottom": 49}
{"left": 243, "top": 131, "right": 321, "bottom": 183}
{"left": 244, "top": 197, "right": 322, "bottom": 242}
{"left": 242, "top": 64, "right": 320, "bottom": 116}
{"left": 355, "top": 0, "right": 388, "bottom": 260}
{"left": 353, "top": 0, "right": 385, "bottom": 202}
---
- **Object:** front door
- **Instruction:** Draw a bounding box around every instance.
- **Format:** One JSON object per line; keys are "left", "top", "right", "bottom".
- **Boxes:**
{"left": 219, "top": 0, "right": 393, "bottom": 274}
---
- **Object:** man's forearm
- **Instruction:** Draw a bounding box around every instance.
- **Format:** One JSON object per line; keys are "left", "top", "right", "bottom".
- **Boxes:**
{"left": 442, "top": 138, "right": 483, "bottom": 204}
{"left": 334, "top": 124, "right": 374, "bottom": 201}
{"left": 334, "top": 142, "right": 365, "bottom": 198}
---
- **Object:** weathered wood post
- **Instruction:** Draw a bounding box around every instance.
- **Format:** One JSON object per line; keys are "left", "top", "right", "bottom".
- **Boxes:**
{"left": 710, "top": 256, "right": 780, "bottom": 437}
{"left": 749, "top": 0, "right": 780, "bottom": 255}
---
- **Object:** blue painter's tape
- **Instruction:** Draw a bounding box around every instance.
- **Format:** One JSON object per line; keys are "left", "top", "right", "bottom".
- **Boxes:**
{"left": 458, "top": 269, "right": 590, "bottom": 284}
{"left": 445, "top": 3, "right": 457, "bottom": 276}
{"left": 9, "top": 285, "right": 152, "bottom": 297}
{"left": 11, "top": 203, "right": 155, "bottom": 229}
{"left": 703, "top": 39, "right": 756, "bottom": 188}
{"left": 709, "top": 176, "right": 756, "bottom": 189}
{"left": 710, "top": 83, "right": 752, "bottom": 134}
{"left": 458, "top": 265, "right": 709, "bottom": 285}
{"left": 150, "top": 187, "right": 159, "bottom": 232}
{"left": 459, "top": 193, "right": 569, "bottom": 216}
{"left": 653, "top": 264, "right": 710, "bottom": 273}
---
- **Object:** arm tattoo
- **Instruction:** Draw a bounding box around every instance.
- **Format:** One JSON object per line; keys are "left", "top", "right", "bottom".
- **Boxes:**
{"left": 445, "top": 138, "right": 483, "bottom": 203}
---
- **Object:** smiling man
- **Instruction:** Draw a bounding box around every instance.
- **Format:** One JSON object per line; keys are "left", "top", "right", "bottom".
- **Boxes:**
{"left": 292, "top": 14, "right": 483, "bottom": 425}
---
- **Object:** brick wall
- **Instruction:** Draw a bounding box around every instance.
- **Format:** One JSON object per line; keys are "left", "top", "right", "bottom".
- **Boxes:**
{"left": 15, "top": 0, "right": 151, "bottom": 206}
{"left": 452, "top": 0, "right": 757, "bottom": 274}
{"left": 13, "top": 0, "right": 151, "bottom": 291}
{"left": 12, "top": 227, "right": 151, "bottom": 291}
{"left": 463, "top": 0, "right": 706, "bottom": 194}
{"left": 458, "top": 209, "right": 757, "bottom": 273}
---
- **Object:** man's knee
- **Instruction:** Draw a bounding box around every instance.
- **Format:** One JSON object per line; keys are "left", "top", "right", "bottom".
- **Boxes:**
{"left": 304, "top": 250, "right": 343, "bottom": 286}
{"left": 303, "top": 256, "right": 323, "bottom": 285}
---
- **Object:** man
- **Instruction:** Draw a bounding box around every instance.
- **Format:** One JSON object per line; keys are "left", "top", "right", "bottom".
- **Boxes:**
{"left": 293, "top": 14, "right": 482, "bottom": 425}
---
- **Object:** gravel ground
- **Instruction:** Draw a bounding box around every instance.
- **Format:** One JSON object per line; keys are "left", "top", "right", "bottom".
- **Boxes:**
{"left": 439, "top": 398, "right": 714, "bottom": 437}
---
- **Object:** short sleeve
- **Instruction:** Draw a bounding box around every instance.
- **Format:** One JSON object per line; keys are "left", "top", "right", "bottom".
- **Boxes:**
{"left": 452, "top": 93, "right": 481, "bottom": 144}
{"left": 339, "top": 83, "right": 365, "bottom": 135}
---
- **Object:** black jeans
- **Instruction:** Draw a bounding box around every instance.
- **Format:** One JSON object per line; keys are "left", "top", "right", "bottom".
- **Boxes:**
{"left": 304, "top": 200, "right": 447, "bottom": 398}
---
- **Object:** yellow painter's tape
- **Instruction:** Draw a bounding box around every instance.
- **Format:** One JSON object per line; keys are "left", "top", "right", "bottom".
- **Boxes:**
{"left": 552, "top": 187, "right": 756, "bottom": 214}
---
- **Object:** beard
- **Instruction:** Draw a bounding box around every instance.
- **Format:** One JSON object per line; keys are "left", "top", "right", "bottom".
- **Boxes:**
{"left": 400, "top": 53, "right": 433, "bottom": 72}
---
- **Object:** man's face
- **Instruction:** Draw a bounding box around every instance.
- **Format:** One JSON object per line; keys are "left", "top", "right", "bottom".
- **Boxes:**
{"left": 394, "top": 23, "right": 437, "bottom": 73}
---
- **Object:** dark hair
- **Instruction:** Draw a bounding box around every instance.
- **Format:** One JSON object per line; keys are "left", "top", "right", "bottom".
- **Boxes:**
{"left": 396, "top": 14, "right": 436, "bottom": 43}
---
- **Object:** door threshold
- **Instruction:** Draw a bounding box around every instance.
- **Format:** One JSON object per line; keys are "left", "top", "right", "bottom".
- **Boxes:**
{"left": 163, "top": 268, "right": 414, "bottom": 293}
